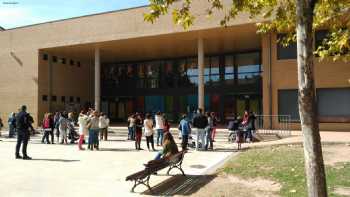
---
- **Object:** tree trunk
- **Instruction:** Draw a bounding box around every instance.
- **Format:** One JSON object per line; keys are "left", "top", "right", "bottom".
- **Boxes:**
{"left": 296, "top": 0, "right": 328, "bottom": 196}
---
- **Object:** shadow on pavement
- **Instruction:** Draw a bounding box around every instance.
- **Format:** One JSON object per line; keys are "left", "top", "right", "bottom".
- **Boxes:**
{"left": 98, "top": 148, "right": 139, "bottom": 152}
{"left": 31, "top": 158, "right": 80, "bottom": 162}
{"left": 142, "top": 174, "right": 217, "bottom": 196}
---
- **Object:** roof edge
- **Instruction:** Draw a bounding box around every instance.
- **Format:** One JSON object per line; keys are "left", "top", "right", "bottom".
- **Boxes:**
{"left": 5, "top": 4, "right": 149, "bottom": 31}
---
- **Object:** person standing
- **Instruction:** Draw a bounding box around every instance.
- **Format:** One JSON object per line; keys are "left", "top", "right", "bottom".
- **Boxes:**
{"left": 134, "top": 113, "right": 143, "bottom": 150}
{"left": 192, "top": 108, "right": 208, "bottom": 151}
{"left": 179, "top": 114, "right": 191, "bottom": 150}
{"left": 53, "top": 112, "right": 60, "bottom": 143}
{"left": 205, "top": 112, "right": 214, "bottom": 150}
{"left": 87, "top": 111, "right": 100, "bottom": 151}
{"left": 78, "top": 110, "right": 88, "bottom": 150}
{"left": 155, "top": 111, "right": 164, "bottom": 146}
{"left": 211, "top": 112, "right": 219, "bottom": 142}
{"left": 144, "top": 113, "right": 156, "bottom": 151}
{"left": 15, "top": 105, "right": 32, "bottom": 160}
{"left": 41, "top": 113, "right": 52, "bottom": 144}
{"left": 99, "top": 113, "right": 110, "bottom": 141}
{"left": 127, "top": 114, "right": 136, "bottom": 140}
{"left": 8, "top": 112, "right": 16, "bottom": 138}
{"left": 0, "top": 117, "right": 3, "bottom": 137}
{"left": 59, "top": 112, "right": 69, "bottom": 144}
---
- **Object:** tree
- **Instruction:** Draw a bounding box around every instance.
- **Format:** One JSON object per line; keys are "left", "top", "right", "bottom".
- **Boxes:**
{"left": 144, "top": 0, "right": 350, "bottom": 196}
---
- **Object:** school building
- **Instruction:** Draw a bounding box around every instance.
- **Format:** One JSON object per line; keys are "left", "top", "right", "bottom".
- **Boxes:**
{"left": 0, "top": 0, "right": 349, "bottom": 130}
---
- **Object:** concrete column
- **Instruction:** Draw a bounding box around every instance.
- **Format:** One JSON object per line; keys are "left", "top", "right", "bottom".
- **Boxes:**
{"left": 94, "top": 47, "right": 101, "bottom": 112}
{"left": 48, "top": 54, "right": 53, "bottom": 112}
{"left": 198, "top": 38, "right": 205, "bottom": 111}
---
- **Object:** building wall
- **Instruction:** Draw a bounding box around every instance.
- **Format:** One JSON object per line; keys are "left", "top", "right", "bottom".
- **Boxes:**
{"left": 262, "top": 33, "right": 350, "bottom": 131}
{"left": 37, "top": 52, "right": 92, "bottom": 123}
{"left": 0, "top": 0, "right": 259, "bottom": 127}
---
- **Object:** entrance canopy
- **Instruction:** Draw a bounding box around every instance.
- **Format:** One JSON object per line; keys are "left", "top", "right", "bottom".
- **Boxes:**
{"left": 42, "top": 23, "right": 261, "bottom": 63}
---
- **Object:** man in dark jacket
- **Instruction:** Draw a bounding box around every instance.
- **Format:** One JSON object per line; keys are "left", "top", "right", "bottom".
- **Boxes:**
{"left": 15, "top": 105, "right": 32, "bottom": 160}
{"left": 192, "top": 108, "right": 208, "bottom": 151}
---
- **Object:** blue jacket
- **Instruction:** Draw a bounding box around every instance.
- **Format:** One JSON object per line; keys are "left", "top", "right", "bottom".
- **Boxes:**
{"left": 179, "top": 119, "right": 191, "bottom": 136}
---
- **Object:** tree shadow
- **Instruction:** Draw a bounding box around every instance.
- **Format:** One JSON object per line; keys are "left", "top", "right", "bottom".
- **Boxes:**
{"left": 141, "top": 174, "right": 217, "bottom": 196}
{"left": 98, "top": 148, "right": 139, "bottom": 152}
{"left": 31, "top": 158, "right": 80, "bottom": 162}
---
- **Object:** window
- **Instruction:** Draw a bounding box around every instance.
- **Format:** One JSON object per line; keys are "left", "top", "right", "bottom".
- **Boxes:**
{"left": 317, "top": 88, "right": 350, "bottom": 118}
{"left": 224, "top": 55, "right": 235, "bottom": 85}
{"left": 42, "top": 95, "right": 48, "bottom": 101}
{"left": 52, "top": 56, "right": 57, "bottom": 63}
{"left": 77, "top": 61, "right": 81, "bottom": 67}
{"left": 236, "top": 52, "right": 261, "bottom": 85}
{"left": 51, "top": 95, "right": 57, "bottom": 102}
{"left": 43, "top": 54, "right": 48, "bottom": 61}
{"left": 61, "top": 58, "right": 66, "bottom": 64}
{"left": 210, "top": 56, "right": 220, "bottom": 85}
{"left": 186, "top": 58, "right": 198, "bottom": 87}
{"left": 315, "top": 30, "right": 330, "bottom": 51}
{"left": 277, "top": 34, "right": 297, "bottom": 60}
{"left": 76, "top": 97, "right": 81, "bottom": 103}
{"left": 70, "top": 60, "right": 74, "bottom": 65}
{"left": 278, "top": 89, "right": 300, "bottom": 121}
{"left": 69, "top": 96, "right": 74, "bottom": 103}
{"left": 61, "top": 96, "right": 66, "bottom": 103}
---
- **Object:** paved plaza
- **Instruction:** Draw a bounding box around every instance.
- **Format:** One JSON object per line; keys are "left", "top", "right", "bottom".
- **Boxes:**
{"left": 0, "top": 131, "right": 236, "bottom": 197}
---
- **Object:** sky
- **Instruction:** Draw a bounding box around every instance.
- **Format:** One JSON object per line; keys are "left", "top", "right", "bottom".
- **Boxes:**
{"left": 0, "top": 0, "right": 150, "bottom": 29}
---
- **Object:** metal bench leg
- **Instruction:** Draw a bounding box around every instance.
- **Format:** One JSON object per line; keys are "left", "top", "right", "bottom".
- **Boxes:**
{"left": 130, "top": 176, "right": 152, "bottom": 193}
{"left": 167, "top": 164, "right": 186, "bottom": 176}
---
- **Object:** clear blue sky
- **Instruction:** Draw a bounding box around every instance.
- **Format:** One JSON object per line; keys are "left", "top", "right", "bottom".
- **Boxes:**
{"left": 0, "top": 0, "right": 149, "bottom": 29}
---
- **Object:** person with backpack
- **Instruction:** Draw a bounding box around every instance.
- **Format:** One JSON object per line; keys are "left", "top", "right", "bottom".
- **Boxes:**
{"left": 87, "top": 111, "right": 100, "bottom": 150}
{"left": 179, "top": 114, "right": 191, "bottom": 150}
{"left": 59, "top": 112, "right": 69, "bottom": 144}
{"left": 15, "top": 105, "right": 32, "bottom": 160}
{"left": 192, "top": 108, "right": 208, "bottom": 151}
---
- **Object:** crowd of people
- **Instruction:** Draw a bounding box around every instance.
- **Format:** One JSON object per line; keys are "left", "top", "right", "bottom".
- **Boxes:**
{"left": 127, "top": 108, "right": 219, "bottom": 152}
{"left": 2, "top": 104, "right": 256, "bottom": 160}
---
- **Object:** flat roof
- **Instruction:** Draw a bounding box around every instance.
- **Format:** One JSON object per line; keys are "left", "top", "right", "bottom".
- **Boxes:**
{"left": 4, "top": 4, "right": 149, "bottom": 31}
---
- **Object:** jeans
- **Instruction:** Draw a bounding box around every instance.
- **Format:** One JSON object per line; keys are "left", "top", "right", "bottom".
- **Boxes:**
{"left": 154, "top": 151, "right": 162, "bottom": 160}
{"left": 181, "top": 135, "right": 188, "bottom": 150}
{"left": 128, "top": 127, "right": 133, "bottom": 140}
{"left": 196, "top": 128, "right": 206, "bottom": 151}
{"left": 100, "top": 127, "right": 108, "bottom": 141}
{"left": 9, "top": 125, "right": 15, "bottom": 138}
{"left": 205, "top": 127, "right": 213, "bottom": 150}
{"left": 15, "top": 131, "right": 30, "bottom": 157}
{"left": 146, "top": 135, "right": 155, "bottom": 150}
{"left": 156, "top": 129, "right": 164, "bottom": 145}
{"left": 41, "top": 129, "right": 51, "bottom": 143}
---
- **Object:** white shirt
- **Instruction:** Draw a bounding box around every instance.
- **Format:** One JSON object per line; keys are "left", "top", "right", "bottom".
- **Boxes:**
{"left": 99, "top": 116, "right": 110, "bottom": 128}
{"left": 144, "top": 118, "right": 154, "bottom": 136}
{"left": 155, "top": 115, "right": 164, "bottom": 130}
{"left": 78, "top": 115, "right": 88, "bottom": 135}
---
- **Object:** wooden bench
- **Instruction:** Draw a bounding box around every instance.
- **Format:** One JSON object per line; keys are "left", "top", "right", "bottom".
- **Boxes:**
{"left": 125, "top": 150, "right": 186, "bottom": 192}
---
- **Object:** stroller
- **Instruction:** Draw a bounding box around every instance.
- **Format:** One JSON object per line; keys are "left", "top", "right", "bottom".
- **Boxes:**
{"left": 67, "top": 122, "right": 79, "bottom": 144}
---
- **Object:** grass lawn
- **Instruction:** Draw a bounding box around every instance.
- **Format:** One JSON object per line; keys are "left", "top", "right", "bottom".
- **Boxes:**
{"left": 222, "top": 145, "right": 350, "bottom": 197}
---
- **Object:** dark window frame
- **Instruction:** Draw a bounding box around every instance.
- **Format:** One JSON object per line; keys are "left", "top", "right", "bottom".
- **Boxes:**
{"left": 61, "top": 96, "right": 66, "bottom": 103}
{"left": 276, "top": 33, "right": 297, "bottom": 60}
{"left": 42, "top": 95, "right": 48, "bottom": 102}
{"left": 278, "top": 89, "right": 300, "bottom": 122}
{"left": 52, "top": 56, "right": 58, "bottom": 63}
{"left": 43, "top": 54, "right": 48, "bottom": 61}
